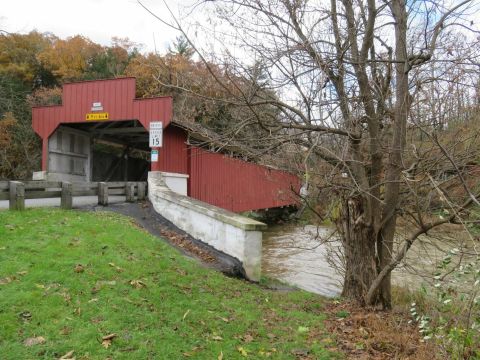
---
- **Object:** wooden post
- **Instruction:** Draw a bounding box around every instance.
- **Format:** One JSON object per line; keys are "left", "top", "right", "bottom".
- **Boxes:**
{"left": 98, "top": 182, "right": 108, "bottom": 206}
{"left": 137, "top": 182, "right": 146, "bottom": 201}
{"left": 9, "top": 181, "right": 25, "bottom": 211}
{"left": 125, "top": 182, "right": 135, "bottom": 202}
{"left": 61, "top": 182, "right": 72, "bottom": 210}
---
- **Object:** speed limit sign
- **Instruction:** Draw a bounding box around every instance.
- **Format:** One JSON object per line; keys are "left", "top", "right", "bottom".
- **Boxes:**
{"left": 149, "top": 122, "right": 163, "bottom": 147}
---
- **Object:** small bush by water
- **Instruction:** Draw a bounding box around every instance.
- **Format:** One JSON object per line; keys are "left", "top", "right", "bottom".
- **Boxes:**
{"left": 409, "top": 249, "right": 480, "bottom": 359}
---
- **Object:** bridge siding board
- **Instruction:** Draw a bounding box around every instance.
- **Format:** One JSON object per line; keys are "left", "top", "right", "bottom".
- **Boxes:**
{"left": 189, "top": 147, "right": 300, "bottom": 213}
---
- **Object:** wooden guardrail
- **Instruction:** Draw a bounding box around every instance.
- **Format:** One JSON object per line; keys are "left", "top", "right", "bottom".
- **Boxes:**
{"left": 0, "top": 181, "right": 147, "bottom": 210}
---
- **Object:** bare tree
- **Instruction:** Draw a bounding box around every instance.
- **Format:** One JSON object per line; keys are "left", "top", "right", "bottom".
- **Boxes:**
{"left": 141, "top": 0, "right": 480, "bottom": 308}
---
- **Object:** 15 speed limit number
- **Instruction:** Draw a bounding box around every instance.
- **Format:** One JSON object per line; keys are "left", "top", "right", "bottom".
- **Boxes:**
{"left": 149, "top": 122, "right": 163, "bottom": 147}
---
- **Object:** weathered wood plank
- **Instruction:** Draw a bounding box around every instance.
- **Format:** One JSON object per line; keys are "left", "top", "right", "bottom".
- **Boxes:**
{"left": 72, "top": 190, "right": 98, "bottom": 196}
{"left": 23, "top": 181, "right": 62, "bottom": 189}
{"left": 9, "top": 181, "right": 25, "bottom": 210}
{"left": 109, "top": 188, "right": 126, "bottom": 195}
{"left": 61, "top": 182, "right": 73, "bottom": 210}
{"left": 25, "top": 191, "right": 62, "bottom": 199}
{"left": 72, "top": 184, "right": 99, "bottom": 192}
{"left": 126, "top": 182, "right": 135, "bottom": 202}
{"left": 98, "top": 182, "right": 108, "bottom": 206}
{"left": 0, "top": 181, "right": 9, "bottom": 190}
{"left": 0, "top": 192, "right": 9, "bottom": 200}
{"left": 49, "top": 149, "right": 88, "bottom": 159}
{"left": 107, "top": 182, "right": 131, "bottom": 188}
{"left": 137, "top": 182, "right": 146, "bottom": 201}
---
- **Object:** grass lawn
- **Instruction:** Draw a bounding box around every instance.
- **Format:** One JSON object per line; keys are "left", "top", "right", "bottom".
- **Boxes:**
{"left": 0, "top": 209, "right": 336, "bottom": 359}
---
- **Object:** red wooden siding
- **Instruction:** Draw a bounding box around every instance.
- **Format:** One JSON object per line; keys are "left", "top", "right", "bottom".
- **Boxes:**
{"left": 32, "top": 78, "right": 173, "bottom": 140}
{"left": 189, "top": 147, "right": 300, "bottom": 212}
{"left": 154, "top": 126, "right": 188, "bottom": 174}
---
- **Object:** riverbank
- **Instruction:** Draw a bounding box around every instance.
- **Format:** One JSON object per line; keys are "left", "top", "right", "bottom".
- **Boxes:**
{"left": 263, "top": 219, "right": 479, "bottom": 359}
{"left": 0, "top": 208, "right": 437, "bottom": 359}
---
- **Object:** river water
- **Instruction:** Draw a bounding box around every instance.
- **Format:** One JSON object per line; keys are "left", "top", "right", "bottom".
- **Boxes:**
{"left": 262, "top": 223, "right": 478, "bottom": 297}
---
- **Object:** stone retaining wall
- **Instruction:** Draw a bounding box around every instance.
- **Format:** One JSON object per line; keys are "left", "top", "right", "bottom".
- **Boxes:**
{"left": 148, "top": 172, "right": 266, "bottom": 281}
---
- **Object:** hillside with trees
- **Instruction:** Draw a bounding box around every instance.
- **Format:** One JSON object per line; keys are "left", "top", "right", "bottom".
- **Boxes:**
{"left": 0, "top": 31, "right": 270, "bottom": 179}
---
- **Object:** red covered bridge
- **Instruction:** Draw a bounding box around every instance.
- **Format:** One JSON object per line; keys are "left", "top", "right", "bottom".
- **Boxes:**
{"left": 32, "top": 77, "right": 300, "bottom": 212}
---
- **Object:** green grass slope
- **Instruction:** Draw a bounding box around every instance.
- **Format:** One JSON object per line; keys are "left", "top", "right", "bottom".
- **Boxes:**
{"left": 0, "top": 209, "right": 335, "bottom": 359}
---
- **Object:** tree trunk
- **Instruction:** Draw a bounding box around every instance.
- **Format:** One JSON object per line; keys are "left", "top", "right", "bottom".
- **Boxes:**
{"left": 377, "top": 216, "right": 395, "bottom": 308}
{"left": 366, "top": 0, "right": 409, "bottom": 309}
{"left": 337, "top": 195, "right": 378, "bottom": 305}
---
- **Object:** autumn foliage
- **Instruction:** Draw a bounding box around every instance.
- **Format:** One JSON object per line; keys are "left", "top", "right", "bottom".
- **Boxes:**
{"left": 0, "top": 31, "right": 246, "bottom": 179}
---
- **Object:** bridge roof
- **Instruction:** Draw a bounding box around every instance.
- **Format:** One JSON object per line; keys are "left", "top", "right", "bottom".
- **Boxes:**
{"left": 32, "top": 77, "right": 173, "bottom": 139}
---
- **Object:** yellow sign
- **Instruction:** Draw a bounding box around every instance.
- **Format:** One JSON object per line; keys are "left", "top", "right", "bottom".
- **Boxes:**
{"left": 86, "top": 112, "right": 109, "bottom": 121}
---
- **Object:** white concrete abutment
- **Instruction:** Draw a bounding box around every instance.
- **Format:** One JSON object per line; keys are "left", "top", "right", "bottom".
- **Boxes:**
{"left": 148, "top": 171, "right": 266, "bottom": 281}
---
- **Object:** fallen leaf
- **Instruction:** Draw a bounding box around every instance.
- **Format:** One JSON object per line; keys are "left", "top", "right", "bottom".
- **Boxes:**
{"left": 60, "top": 291, "right": 71, "bottom": 303}
{"left": 291, "top": 348, "right": 310, "bottom": 357}
{"left": 17, "top": 271, "right": 28, "bottom": 276}
{"left": 88, "top": 298, "right": 99, "bottom": 303}
{"left": 59, "top": 350, "right": 75, "bottom": 359}
{"left": 129, "top": 279, "right": 146, "bottom": 289}
{"left": 218, "top": 351, "right": 223, "bottom": 360}
{"left": 176, "top": 268, "right": 187, "bottom": 276}
{"left": 237, "top": 346, "right": 248, "bottom": 357}
{"left": 24, "top": 336, "right": 45, "bottom": 347}
{"left": 19, "top": 311, "right": 32, "bottom": 321}
{"left": 321, "top": 337, "right": 333, "bottom": 344}
{"left": 297, "top": 326, "right": 309, "bottom": 333}
{"left": 211, "top": 335, "right": 223, "bottom": 341}
{"left": 60, "top": 327, "right": 71, "bottom": 335}
{"left": 108, "top": 263, "right": 123, "bottom": 272}
{"left": 0, "top": 277, "right": 12, "bottom": 285}
{"left": 180, "top": 346, "right": 202, "bottom": 357}
{"left": 243, "top": 334, "right": 254, "bottom": 343}
{"left": 101, "top": 333, "right": 117, "bottom": 348}
{"left": 182, "top": 309, "right": 190, "bottom": 321}
{"left": 102, "top": 333, "right": 117, "bottom": 341}
{"left": 74, "top": 264, "right": 84, "bottom": 273}
{"left": 90, "top": 316, "right": 104, "bottom": 324}
{"left": 359, "top": 326, "right": 369, "bottom": 337}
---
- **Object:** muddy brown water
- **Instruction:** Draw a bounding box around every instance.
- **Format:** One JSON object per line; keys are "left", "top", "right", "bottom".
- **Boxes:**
{"left": 262, "top": 225, "right": 343, "bottom": 297}
{"left": 262, "top": 224, "right": 478, "bottom": 297}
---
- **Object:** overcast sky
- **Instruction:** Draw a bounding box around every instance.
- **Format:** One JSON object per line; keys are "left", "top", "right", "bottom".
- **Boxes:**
{"left": 0, "top": 0, "right": 193, "bottom": 53}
